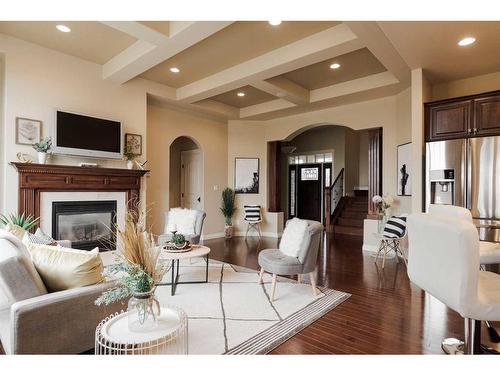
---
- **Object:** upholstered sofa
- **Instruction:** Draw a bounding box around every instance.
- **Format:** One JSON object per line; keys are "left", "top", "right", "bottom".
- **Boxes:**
{"left": 0, "top": 230, "right": 122, "bottom": 354}
{"left": 157, "top": 209, "right": 206, "bottom": 246}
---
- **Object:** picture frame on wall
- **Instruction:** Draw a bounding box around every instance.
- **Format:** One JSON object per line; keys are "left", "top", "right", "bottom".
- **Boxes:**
{"left": 16, "top": 117, "right": 42, "bottom": 145}
{"left": 125, "top": 133, "right": 142, "bottom": 155}
{"left": 235, "top": 158, "right": 259, "bottom": 194}
{"left": 397, "top": 142, "right": 412, "bottom": 196}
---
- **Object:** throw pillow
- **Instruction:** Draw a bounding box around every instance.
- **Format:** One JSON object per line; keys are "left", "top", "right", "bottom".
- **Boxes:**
{"left": 23, "top": 228, "right": 58, "bottom": 246}
{"left": 4, "top": 223, "right": 26, "bottom": 240}
{"left": 26, "top": 243, "right": 104, "bottom": 292}
{"left": 279, "top": 218, "right": 309, "bottom": 258}
{"left": 383, "top": 216, "right": 407, "bottom": 238}
{"left": 166, "top": 208, "right": 197, "bottom": 235}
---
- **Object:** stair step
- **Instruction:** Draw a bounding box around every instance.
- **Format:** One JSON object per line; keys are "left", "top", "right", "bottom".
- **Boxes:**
{"left": 333, "top": 225, "right": 363, "bottom": 236}
{"left": 343, "top": 206, "right": 367, "bottom": 213}
{"left": 337, "top": 217, "right": 363, "bottom": 228}
{"left": 341, "top": 211, "right": 366, "bottom": 219}
{"left": 354, "top": 190, "right": 368, "bottom": 197}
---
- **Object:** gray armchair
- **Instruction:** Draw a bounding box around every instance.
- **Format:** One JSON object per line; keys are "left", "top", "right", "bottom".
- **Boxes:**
{"left": 258, "top": 220, "right": 323, "bottom": 301}
{"left": 0, "top": 230, "right": 122, "bottom": 354}
{"left": 157, "top": 209, "right": 206, "bottom": 246}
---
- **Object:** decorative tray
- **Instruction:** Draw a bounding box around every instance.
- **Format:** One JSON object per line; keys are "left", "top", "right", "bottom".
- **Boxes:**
{"left": 163, "top": 242, "right": 192, "bottom": 253}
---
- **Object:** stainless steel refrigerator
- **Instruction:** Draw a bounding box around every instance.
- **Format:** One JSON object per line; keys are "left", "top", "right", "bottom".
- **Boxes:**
{"left": 426, "top": 136, "right": 500, "bottom": 242}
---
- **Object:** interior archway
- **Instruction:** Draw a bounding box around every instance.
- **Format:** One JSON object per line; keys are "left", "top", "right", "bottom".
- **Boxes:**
{"left": 169, "top": 136, "right": 203, "bottom": 210}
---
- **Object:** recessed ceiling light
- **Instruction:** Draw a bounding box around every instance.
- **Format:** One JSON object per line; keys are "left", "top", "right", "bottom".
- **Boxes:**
{"left": 458, "top": 37, "right": 476, "bottom": 46}
{"left": 56, "top": 24, "right": 71, "bottom": 33}
{"left": 169, "top": 67, "right": 180, "bottom": 73}
{"left": 237, "top": 92, "right": 245, "bottom": 97}
{"left": 268, "top": 20, "right": 282, "bottom": 26}
{"left": 329, "top": 63, "right": 341, "bottom": 70}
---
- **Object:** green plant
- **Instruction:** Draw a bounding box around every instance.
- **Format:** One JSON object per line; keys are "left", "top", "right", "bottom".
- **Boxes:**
{"left": 32, "top": 137, "right": 52, "bottom": 153}
{"left": 172, "top": 233, "right": 186, "bottom": 246}
{"left": 220, "top": 187, "right": 235, "bottom": 225}
{"left": 123, "top": 144, "right": 136, "bottom": 161}
{"left": 0, "top": 212, "right": 39, "bottom": 229}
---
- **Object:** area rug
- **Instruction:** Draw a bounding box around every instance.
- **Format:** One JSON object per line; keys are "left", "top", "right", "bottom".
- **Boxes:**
{"left": 154, "top": 258, "right": 351, "bottom": 354}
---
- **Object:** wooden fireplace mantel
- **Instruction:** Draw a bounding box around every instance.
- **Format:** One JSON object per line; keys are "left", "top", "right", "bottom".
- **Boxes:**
{"left": 10, "top": 162, "right": 149, "bottom": 226}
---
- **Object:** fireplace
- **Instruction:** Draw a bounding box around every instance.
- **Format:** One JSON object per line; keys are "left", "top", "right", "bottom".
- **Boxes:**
{"left": 52, "top": 201, "right": 117, "bottom": 251}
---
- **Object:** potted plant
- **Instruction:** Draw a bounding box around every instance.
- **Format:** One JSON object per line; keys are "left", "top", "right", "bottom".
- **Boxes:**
{"left": 32, "top": 137, "right": 52, "bottom": 164}
{"left": 95, "top": 208, "right": 166, "bottom": 332}
{"left": 0, "top": 212, "right": 39, "bottom": 229}
{"left": 123, "top": 144, "right": 136, "bottom": 169}
{"left": 220, "top": 187, "right": 235, "bottom": 239}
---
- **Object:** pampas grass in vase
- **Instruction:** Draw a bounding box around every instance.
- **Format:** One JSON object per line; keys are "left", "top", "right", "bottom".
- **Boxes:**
{"left": 96, "top": 205, "right": 167, "bottom": 332}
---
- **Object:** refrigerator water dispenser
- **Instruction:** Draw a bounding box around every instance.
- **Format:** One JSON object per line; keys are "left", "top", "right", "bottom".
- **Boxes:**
{"left": 429, "top": 169, "right": 455, "bottom": 205}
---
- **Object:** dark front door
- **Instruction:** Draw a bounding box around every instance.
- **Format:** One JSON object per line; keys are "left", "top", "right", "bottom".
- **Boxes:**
{"left": 296, "top": 163, "right": 322, "bottom": 221}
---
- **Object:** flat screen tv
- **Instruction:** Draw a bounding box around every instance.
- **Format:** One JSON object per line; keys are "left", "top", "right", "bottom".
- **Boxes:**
{"left": 53, "top": 110, "right": 123, "bottom": 159}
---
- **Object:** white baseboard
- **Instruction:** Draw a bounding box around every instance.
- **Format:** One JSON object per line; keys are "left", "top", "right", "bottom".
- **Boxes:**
{"left": 201, "top": 231, "right": 282, "bottom": 240}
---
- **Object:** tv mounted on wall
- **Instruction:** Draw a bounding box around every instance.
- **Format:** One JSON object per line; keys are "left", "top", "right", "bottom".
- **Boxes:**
{"left": 53, "top": 110, "right": 123, "bottom": 159}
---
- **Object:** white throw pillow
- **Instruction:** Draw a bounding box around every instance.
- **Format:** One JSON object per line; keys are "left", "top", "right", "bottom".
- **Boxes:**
{"left": 166, "top": 208, "right": 197, "bottom": 235}
{"left": 279, "top": 218, "right": 309, "bottom": 258}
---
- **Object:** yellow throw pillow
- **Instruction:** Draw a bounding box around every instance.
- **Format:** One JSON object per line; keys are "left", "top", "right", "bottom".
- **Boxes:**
{"left": 5, "top": 223, "right": 26, "bottom": 240}
{"left": 26, "top": 244, "right": 104, "bottom": 292}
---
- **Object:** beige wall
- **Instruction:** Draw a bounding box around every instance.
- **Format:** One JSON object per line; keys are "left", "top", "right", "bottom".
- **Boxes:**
{"left": 147, "top": 103, "right": 228, "bottom": 237}
{"left": 344, "top": 128, "right": 360, "bottom": 195}
{"left": 228, "top": 93, "right": 412, "bottom": 234}
{"left": 0, "top": 53, "right": 5, "bottom": 214}
{"left": 395, "top": 88, "right": 412, "bottom": 214}
{"left": 431, "top": 71, "right": 500, "bottom": 101}
{"left": 0, "top": 34, "right": 150, "bottom": 215}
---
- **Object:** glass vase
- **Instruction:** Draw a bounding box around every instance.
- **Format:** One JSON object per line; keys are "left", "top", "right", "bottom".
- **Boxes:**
{"left": 377, "top": 212, "right": 388, "bottom": 234}
{"left": 128, "top": 288, "right": 161, "bottom": 332}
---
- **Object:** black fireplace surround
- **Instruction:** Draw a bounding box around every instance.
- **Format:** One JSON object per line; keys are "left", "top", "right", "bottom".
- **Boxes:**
{"left": 52, "top": 200, "right": 117, "bottom": 251}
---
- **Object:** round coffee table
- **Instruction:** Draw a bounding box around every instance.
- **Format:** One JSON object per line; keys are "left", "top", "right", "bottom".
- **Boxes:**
{"left": 95, "top": 306, "right": 188, "bottom": 354}
{"left": 158, "top": 245, "right": 211, "bottom": 296}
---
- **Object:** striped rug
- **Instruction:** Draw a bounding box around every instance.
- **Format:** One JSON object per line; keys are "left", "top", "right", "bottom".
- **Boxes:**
{"left": 154, "top": 259, "right": 351, "bottom": 354}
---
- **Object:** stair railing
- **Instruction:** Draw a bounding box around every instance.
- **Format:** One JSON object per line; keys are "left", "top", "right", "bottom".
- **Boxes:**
{"left": 324, "top": 168, "right": 344, "bottom": 228}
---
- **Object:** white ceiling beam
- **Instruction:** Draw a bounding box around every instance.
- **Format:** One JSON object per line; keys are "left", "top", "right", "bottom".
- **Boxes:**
{"left": 239, "top": 99, "right": 296, "bottom": 119}
{"left": 177, "top": 24, "right": 364, "bottom": 103}
{"left": 101, "top": 21, "right": 233, "bottom": 84}
{"left": 345, "top": 22, "right": 411, "bottom": 85}
{"left": 310, "top": 71, "right": 399, "bottom": 102}
{"left": 250, "top": 77, "right": 310, "bottom": 105}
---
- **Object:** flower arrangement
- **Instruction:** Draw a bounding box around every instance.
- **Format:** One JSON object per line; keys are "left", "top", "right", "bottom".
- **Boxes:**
{"left": 32, "top": 137, "right": 52, "bottom": 153}
{"left": 372, "top": 195, "right": 394, "bottom": 216}
{"left": 95, "top": 209, "right": 166, "bottom": 306}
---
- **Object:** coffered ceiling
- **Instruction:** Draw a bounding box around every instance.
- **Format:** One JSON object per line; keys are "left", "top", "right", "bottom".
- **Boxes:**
{"left": 1, "top": 20, "right": 499, "bottom": 121}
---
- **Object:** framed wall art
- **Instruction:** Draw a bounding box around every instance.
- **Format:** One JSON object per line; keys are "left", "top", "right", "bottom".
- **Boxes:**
{"left": 16, "top": 117, "right": 42, "bottom": 145}
{"left": 125, "top": 133, "right": 142, "bottom": 155}
{"left": 234, "top": 158, "right": 259, "bottom": 194}
{"left": 397, "top": 142, "right": 412, "bottom": 196}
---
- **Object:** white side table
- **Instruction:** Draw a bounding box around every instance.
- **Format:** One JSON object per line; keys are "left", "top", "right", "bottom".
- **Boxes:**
{"left": 95, "top": 306, "right": 188, "bottom": 354}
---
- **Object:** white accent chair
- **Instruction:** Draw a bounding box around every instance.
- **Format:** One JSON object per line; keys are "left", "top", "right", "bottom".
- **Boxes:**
{"left": 157, "top": 209, "right": 206, "bottom": 246}
{"left": 407, "top": 213, "right": 500, "bottom": 354}
{"left": 243, "top": 205, "right": 262, "bottom": 238}
{"left": 428, "top": 204, "right": 500, "bottom": 266}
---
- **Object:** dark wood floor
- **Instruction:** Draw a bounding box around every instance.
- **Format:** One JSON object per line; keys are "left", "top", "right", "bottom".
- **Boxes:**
{"left": 204, "top": 233, "right": 500, "bottom": 354}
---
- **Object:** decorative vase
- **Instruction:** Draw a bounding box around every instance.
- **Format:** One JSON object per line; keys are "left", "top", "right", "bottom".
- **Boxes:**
{"left": 377, "top": 212, "right": 388, "bottom": 234}
{"left": 127, "top": 160, "right": 134, "bottom": 170}
{"left": 127, "top": 288, "right": 161, "bottom": 332}
{"left": 38, "top": 152, "right": 47, "bottom": 164}
{"left": 224, "top": 224, "right": 233, "bottom": 239}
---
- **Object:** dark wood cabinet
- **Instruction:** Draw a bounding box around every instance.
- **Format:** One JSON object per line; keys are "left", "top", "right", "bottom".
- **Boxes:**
{"left": 474, "top": 95, "right": 500, "bottom": 136}
{"left": 425, "top": 90, "right": 500, "bottom": 142}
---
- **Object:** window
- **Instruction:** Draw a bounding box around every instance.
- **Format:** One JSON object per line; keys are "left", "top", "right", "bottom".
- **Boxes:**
{"left": 324, "top": 152, "right": 333, "bottom": 162}
{"left": 301, "top": 167, "right": 319, "bottom": 181}
{"left": 290, "top": 170, "right": 296, "bottom": 216}
{"left": 325, "top": 168, "right": 331, "bottom": 187}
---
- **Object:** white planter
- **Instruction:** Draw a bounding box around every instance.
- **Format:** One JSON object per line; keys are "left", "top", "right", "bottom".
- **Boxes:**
{"left": 224, "top": 224, "right": 233, "bottom": 239}
{"left": 38, "top": 152, "right": 47, "bottom": 164}
{"left": 127, "top": 160, "right": 134, "bottom": 170}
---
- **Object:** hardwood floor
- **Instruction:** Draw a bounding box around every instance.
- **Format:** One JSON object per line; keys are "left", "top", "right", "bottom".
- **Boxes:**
{"left": 204, "top": 233, "right": 500, "bottom": 354}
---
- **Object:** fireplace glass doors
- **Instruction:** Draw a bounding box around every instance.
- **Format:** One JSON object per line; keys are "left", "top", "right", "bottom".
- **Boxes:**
{"left": 52, "top": 200, "right": 117, "bottom": 251}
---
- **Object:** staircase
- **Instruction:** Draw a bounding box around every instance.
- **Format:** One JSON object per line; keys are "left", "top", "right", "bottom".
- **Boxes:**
{"left": 332, "top": 190, "right": 368, "bottom": 237}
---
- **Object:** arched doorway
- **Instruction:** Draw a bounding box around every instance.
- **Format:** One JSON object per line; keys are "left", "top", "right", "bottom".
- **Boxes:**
{"left": 169, "top": 136, "right": 203, "bottom": 210}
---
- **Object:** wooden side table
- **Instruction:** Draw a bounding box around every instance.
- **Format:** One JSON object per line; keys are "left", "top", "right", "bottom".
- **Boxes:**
{"left": 95, "top": 306, "right": 188, "bottom": 355}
